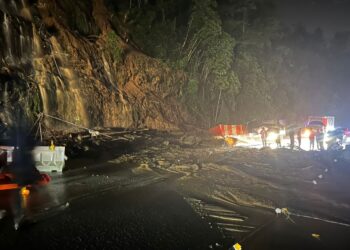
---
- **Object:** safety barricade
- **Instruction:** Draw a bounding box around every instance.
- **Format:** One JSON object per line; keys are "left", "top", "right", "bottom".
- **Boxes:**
{"left": 209, "top": 124, "right": 247, "bottom": 137}
{"left": 32, "top": 146, "right": 66, "bottom": 172}
{"left": 0, "top": 146, "right": 14, "bottom": 166}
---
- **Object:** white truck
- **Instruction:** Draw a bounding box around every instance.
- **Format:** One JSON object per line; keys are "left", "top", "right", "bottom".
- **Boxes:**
{"left": 307, "top": 116, "right": 335, "bottom": 132}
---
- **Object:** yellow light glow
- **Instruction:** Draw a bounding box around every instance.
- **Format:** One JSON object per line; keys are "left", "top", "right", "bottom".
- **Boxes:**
{"left": 233, "top": 243, "right": 242, "bottom": 250}
{"left": 20, "top": 187, "right": 30, "bottom": 196}
{"left": 268, "top": 132, "right": 278, "bottom": 141}
{"left": 303, "top": 129, "right": 310, "bottom": 138}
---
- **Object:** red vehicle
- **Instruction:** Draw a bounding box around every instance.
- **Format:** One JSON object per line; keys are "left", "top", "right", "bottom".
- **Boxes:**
{"left": 0, "top": 172, "right": 51, "bottom": 191}
{"left": 0, "top": 146, "right": 51, "bottom": 191}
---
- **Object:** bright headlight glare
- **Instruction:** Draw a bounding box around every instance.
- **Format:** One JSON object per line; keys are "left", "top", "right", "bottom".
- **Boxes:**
{"left": 328, "top": 126, "right": 335, "bottom": 132}
{"left": 268, "top": 132, "right": 278, "bottom": 141}
{"left": 303, "top": 129, "right": 311, "bottom": 138}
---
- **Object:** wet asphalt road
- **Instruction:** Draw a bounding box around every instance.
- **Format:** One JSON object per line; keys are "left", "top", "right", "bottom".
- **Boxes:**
{"left": 243, "top": 216, "right": 350, "bottom": 250}
{"left": 0, "top": 166, "right": 222, "bottom": 250}
{"left": 2, "top": 131, "right": 350, "bottom": 250}
{"left": 0, "top": 184, "right": 221, "bottom": 250}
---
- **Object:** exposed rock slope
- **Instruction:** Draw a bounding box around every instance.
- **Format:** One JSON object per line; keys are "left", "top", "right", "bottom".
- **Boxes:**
{"left": 0, "top": 0, "right": 189, "bottom": 130}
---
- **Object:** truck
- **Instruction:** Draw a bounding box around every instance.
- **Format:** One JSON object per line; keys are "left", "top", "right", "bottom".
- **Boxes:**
{"left": 307, "top": 116, "right": 335, "bottom": 132}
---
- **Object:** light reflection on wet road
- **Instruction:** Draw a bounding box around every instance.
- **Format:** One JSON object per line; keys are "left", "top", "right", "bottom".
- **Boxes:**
{"left": 0, "top": 162, "right": 222, "bottom": 250}
{"left": 1, "top": 161, "right": 169, "bottom": 221}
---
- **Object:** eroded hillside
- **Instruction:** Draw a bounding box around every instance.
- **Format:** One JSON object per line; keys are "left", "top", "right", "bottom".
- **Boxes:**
{"left": 0, "top": 0, "right": 190, "bottom": 130}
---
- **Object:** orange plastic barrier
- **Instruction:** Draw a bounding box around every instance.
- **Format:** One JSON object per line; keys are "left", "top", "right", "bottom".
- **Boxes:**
{"left": 0, "top": 173, "right": 51, "bottom": 191}
{"left": 0, "top": 183, "right": 19, "bottom": 190}
{"left": 209, "top": 124, "right": 247, "bottom": 137}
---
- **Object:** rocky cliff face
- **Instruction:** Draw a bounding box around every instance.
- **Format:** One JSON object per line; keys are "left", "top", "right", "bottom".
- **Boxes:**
{"left": 0, "top": 0, "right": 189, "bottom": 130}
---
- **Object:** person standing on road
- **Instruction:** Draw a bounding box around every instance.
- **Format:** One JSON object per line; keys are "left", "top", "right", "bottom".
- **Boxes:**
{"left": 276, "top": 135, "right": 282, "bottom": 148}
{"left": 309, "top": 129, "right": 315, "bottom": 150}
{"left": 260, "top": 127, "right": 267, "bottom": 147}
{"left": 289, "top": 129, "right": 295, "bottom": 150}
{"left": 297, "top": 128, "right": 302, "bottom": 149}
{"left": 316, "top": 129, "right": 324, "bottom": 151}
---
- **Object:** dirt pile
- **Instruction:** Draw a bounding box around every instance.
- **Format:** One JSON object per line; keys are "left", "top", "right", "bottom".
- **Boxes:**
{"left": 63, "top": 130, "right": 350, "bottom": 248}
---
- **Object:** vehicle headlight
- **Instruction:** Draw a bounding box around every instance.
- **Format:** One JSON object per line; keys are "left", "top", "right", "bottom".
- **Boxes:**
{"left": 268, "top": 132, "right": 278, "bottom": 141}
{"left": 303, "top": 129, "right": 310, "bottom": 137}
{"left": 328, "top": 126, "right": 335, "bottom": 131}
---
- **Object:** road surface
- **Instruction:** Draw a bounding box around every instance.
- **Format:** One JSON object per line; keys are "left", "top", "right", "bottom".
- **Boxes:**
{"left": 1, "top": 130, "right": 350, "bottom": 249}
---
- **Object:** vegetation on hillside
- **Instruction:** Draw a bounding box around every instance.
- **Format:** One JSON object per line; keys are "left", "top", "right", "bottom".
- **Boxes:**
{"left": 105, "top": 0, "right": 350, "bottom": 126}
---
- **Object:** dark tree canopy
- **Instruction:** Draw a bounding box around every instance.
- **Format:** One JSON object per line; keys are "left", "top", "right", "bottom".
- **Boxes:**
{"left": 104, "top": 0, "right": 350, "bottom": 125}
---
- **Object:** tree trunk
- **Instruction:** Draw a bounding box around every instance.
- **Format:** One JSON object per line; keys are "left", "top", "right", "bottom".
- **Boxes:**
{"left": 242, "top": 0, "right": 247, "bottom": 38}
{"left": 214, "top": 89, "right": 222, "bottom": 124}
{"left": 181, "top": 17, "right": 193, "bottom": 52}
{"left": 242, "top": 9, "right": 246, "bottom": 38}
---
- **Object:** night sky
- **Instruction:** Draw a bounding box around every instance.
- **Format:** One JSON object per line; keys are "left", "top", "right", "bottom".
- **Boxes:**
{"left": 276, "top": 0, "right": 350, "bottom": 37}
{"left": 274, "top": 0, "right": 350, "bottom": 125}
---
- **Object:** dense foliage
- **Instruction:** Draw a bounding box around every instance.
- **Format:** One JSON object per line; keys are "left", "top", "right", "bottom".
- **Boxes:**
{"left": 106, "top": 0, "right": 350, "bottom": 126}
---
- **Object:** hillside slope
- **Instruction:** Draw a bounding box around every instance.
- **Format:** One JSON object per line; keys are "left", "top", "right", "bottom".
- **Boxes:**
{"left": 0, "top": 0, "right": 190, "bottom": 130}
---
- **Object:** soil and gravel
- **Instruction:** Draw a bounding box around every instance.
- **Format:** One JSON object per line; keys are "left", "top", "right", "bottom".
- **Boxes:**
{"left": 1, "top": 129, "right": 350, "bottom": 249}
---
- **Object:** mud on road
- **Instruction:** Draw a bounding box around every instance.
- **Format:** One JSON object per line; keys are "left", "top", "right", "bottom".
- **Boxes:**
{"left": 1, "top": 129, "right": 350, "bottom": 249}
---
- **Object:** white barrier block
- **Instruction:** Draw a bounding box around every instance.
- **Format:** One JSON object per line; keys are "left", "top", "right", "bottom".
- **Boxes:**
{"left": 33, "top": 146, "right": 66, "bottom": 172}
{"left": 0, "top": 146, "right": 14, "bottom": 164}
{"left": 1, "top": 146, "right": 66, "bottom": 172}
